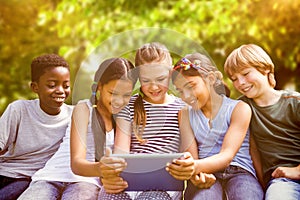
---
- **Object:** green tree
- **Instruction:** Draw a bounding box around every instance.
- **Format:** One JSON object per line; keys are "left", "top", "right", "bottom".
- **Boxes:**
{"left": 1, "top": 0, "right": 299, "bottom": 114}
{"left": 0, "top": 0, "right": 66, "bottom": 113}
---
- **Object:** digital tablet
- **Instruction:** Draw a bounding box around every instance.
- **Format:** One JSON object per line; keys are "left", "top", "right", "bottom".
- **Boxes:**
{"left": 111, "top": 153, "right": 185, "bottom": 191}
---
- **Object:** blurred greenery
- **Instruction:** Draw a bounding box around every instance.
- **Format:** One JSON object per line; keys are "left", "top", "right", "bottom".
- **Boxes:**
{"left": 1, "top": 0, "right": 299, "bottom": 115}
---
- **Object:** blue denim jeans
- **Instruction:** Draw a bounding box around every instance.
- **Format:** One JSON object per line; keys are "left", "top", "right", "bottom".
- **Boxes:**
{"left": 184, "top": 165, "right": 264, "bottom": 200}
{"left": 0, "top": 175, "right": 31, "bottom": 200}
{"left": 265, "top": 178, "right": 300, "bottom": 200}
{"left": 18, "top": 180, "right": 99, "bottom": 200}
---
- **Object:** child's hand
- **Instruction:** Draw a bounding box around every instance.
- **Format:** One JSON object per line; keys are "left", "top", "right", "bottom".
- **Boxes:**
{"left": 99, "top": 148, "right": 127, "bottom": 178}
{"left": 272, "top": 165, "right": 300, "bottom": 180}
{"left": 166, "top": 152, "right": 195, "bottom": 180}
{"left": 190, "top": 173, "right": 216, "bottom": 189}
{"left": 99, "top": 148, "right": 128, "bottom": 193}
{"left": 101, "top": 176, "right": 128, "bottom": 194}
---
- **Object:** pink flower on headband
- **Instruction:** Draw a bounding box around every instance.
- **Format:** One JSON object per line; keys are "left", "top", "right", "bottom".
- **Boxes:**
{"left": 173, "top": 58, "right": 208, "bottom": 73}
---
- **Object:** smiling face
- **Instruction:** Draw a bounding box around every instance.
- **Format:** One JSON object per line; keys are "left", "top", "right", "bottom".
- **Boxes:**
{"left": 139, "top": 63, "right": 170, "bottom": 104}
{"left": 97, "top": 79, "right": 133, "bottom": 115}
{"left": 229, "top": 66, "right": 270, "bottom": 100}
{"left": 31, "top": 66, "right": 70, "bottom": 115}
{"left": 174, "top": 74, "right": 210, "bottom": 110}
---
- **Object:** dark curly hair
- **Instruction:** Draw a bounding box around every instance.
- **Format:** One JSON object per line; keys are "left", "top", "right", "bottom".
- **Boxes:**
{"left": 31, "top": 53, "right": 70, "bottom": 82}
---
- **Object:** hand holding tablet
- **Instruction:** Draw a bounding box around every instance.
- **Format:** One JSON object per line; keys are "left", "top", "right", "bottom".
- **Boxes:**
{"left": 110, "top": 153, "right": 185, "bottom": 191}
{"left": 165, "top": 151, "right": 195, "bottom": 181}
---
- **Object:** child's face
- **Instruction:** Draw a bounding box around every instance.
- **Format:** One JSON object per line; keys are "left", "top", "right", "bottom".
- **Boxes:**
{"left": 31, "top": 66, "right": 70, "bottom": 115}
{"left": 98, "top": 79, "right": 133, "bottom": 115}
{"left": 174, "top": 74, "right": 210, "bottom": 110}
{"left": 229, "top": 67, "right": 270, "bottom": 99}
{"left": 139, "top": 64, "right": 170, "bottom": 104}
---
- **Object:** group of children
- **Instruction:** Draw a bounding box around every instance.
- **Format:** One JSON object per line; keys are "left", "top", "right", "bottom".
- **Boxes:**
{"left": 0, "top": 42, "right": 299, "bottom": 200}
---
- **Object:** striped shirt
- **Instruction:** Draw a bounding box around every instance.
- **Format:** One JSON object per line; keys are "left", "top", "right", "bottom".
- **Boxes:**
{"left": 117, "top": 94, "right": 186, "bottom": 154}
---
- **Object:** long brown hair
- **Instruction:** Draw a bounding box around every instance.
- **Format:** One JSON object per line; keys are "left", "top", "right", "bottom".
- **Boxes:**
{"left": 90, "top": 58, "right": 137, "bottom": 160}
{"left": 133, "top": 42, "right": 172, "bottom": 144}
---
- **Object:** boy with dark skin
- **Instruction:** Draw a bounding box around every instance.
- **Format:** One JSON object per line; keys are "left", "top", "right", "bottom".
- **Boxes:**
{"left": 0, "top": 54, "right": 73, "bottom": 200}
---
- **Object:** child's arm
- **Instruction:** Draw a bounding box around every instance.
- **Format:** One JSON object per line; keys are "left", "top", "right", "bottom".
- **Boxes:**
{"left": 99, "top": 116, "right": 132, "bottom": 193}
{"left": 70, "top": 103, "right": 101, "bottom": 177}
{"left": 0, "top": 102, "right": 19, "bottom": 154}
{"left": 167, "top": 107, "right": 216, "bottom": 188}
{"left": 100, "top": 148, "right": 128, "bottom": 193}
{"left": 114, "top": 117, "right": 132, "bottom": 154}
{"left": 250, "top": 134, "right": 265, "bottom": 188}
{"left": 178, "top": 107, "right": 198, "bottom": 157}
{"left": 193, "top": 101, "right": 251, "bottom": 174}
{"left": 166, "top": 108, "right": 195, "bottom": 180}
{"left": 70, "top": 103, "right": 126, "bottom": 178}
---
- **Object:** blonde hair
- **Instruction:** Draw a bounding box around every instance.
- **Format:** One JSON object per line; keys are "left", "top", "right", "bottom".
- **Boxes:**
{"left": 133, "top": 42, "right": 172, "bottom": 144}
{"left": 224, "top": 44, "right": 276, "bottom": 88}
{"left": 135, "top": 42, "right": 172, "bottom": 67}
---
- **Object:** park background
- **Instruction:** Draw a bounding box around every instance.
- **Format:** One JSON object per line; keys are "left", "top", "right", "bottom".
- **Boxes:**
{"left": 1, "top": 0, "right": 299, "bottom": 115}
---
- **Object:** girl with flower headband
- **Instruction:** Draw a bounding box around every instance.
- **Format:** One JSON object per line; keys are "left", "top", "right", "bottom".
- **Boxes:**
{"left": 99, "top": 42, "right": 195, "bottom": 200}
{"left": 169, "top": 53, "right": 264, "bottom": 199}
{"left": 70, "top": 58, "right": 137, "bottom": 199}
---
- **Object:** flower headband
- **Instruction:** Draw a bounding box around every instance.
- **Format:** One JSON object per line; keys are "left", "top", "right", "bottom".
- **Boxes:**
{"left": 173, "top": 57, "right": 208, "bottom": 73}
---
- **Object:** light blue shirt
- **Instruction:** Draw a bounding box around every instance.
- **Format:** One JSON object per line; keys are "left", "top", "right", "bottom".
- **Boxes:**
{"left": 189, "top": 95, "right": 256, "bottom": 177}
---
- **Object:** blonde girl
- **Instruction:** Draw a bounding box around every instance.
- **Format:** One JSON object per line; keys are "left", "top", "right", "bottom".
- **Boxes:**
{"left": 100, "top": 43, "right": 195, "bottom": 200}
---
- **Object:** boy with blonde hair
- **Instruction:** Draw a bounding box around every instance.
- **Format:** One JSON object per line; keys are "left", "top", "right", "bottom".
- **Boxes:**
{"left": 224, "top": 44, "right": 300, "bottom": 199}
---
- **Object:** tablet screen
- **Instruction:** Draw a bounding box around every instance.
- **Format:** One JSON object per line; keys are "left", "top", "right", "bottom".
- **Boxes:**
{"left": 111, "top": 153, "right": 185, "bottom": 191}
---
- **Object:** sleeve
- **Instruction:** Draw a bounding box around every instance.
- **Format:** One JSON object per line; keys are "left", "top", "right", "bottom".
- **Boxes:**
{"left": 288, "top": 90, "right": 300, "bottom": 122}
{"left": 116, "top": 103, "right": 131, "bottom": 122}
{"left": 0, "top": 101, "right": 21, "bottom": 153}
{"left": 296, "top": 94, "right": 300, "bottom": 122}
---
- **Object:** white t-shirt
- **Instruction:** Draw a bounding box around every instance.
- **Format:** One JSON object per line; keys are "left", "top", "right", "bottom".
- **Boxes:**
{"left": 106, "top": 129, "right": 114, "bottom": 151}
{"left": 0, "top": 99, "right": 73, "bottom": 178}
{"left": 31, "top": 100, "right": 101, "bottom": 186}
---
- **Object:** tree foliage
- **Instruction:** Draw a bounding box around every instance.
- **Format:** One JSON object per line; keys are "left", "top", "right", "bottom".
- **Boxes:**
{"left": 1, "top": 0, "right": 299, "bottom": 114}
